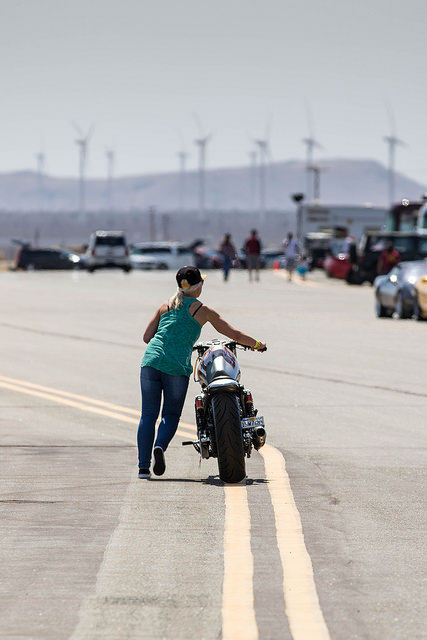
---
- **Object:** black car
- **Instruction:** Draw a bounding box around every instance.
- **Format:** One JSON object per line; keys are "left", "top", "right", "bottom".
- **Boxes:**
{"left": 358, "top": 231, "right": 427, "bottom": 284}
{"left": 14, "top": 246, "right": 82, "bottom": 270}
{"left": 303, "top": 232, "right": 332, "bottom": 270}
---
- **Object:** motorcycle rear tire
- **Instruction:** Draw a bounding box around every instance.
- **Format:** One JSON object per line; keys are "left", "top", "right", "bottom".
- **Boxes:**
{"left": 212, "top": 393, "right": 246, "bottom": 484}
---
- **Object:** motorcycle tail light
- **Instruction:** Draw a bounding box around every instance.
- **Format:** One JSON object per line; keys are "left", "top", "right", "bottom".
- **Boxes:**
{"left": 195, "top": 397, "right": 204, "bottom": 411}
{"left": 244, "top": 390, "right": 253, "bottom": 403}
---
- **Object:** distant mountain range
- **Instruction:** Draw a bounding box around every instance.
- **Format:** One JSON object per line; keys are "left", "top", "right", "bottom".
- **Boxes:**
{"left": 0, "top": 158, "right": 425, "bottom": 213}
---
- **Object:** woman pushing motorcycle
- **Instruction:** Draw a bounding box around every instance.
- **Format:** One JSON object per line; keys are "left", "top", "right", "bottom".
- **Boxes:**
{"left": 137, "top": 265, "right": 266, "bottom": 479}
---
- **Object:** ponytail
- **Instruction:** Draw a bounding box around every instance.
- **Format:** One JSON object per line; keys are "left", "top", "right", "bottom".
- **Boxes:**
{"left": 169, "top": 283, "right": 201, "bottom": 310}
{"left": 170, "top": 288, "right": 184, "bottom": 310}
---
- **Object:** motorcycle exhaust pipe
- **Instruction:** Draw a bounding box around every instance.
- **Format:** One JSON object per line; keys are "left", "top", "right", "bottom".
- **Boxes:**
{"left": 252, "top": 426, "right": 266, "bottom": 450}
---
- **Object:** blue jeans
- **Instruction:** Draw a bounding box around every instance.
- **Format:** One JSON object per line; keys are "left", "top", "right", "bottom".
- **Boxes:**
{"left": 223, "top": 256, "right": 232, "bottom": 280}
{"left": 137, "top": 366, "right": 189, "bottom": 468}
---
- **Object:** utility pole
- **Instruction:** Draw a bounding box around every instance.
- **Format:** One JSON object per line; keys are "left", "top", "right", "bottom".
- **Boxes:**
{"left": 162, "top": 213, "right": 169, "bottom": 241}
{"left": 254, "top": 139, "right": 269, "bottom": 220}
{"left": 383, "top": 134, "right": 405, "bottom": 207}
{"left": 384, "top": 105, "right": 406, "bottom": 208}
{"left": 149, "top": 206, "right": 156, "bottom": 241}
{"left": 292, "top": 192, "right": 305, "bottom": 239}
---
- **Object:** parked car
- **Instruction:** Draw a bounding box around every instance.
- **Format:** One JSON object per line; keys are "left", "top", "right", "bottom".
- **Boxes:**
{"left": 358, "top": 231, "right": 427, "bottom": 284}
{"left": 130, "top": 250, "right": 168, "bottom": 270}
{"left": 374, "top": 260, "right": 427, "bottom": 318}
{"left": 14, "top": 246, "right": 82, "bottom": 270}
{"left": 323, "top": 252, "right": 352, "bottom": 279}
{"left": 193, "top": 246, "right": 223, "bottom": 269}
{"left": 85, "top": 230, "right": 131, "bottom": 272}
{"left": 322, "top": 238, "right": 352, "bottom": 279}
{"left": 130, "top": 242, "right": 194, "bottom": 270}
{"left": 236, "top": 249, "right": 267, "bottom": 270}
{"left": 261, "top": 249, "right": 283, "bottom": 268}
{"left": 414, "top": 275, "right": 427, "bottom": 320}
{"left": 304, "top": 232, "right": 331, "bottom": 270}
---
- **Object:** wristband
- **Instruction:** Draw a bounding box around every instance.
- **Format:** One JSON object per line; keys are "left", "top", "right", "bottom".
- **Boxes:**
{"left": 254, "top": 340, "right": 261, "bottom": 350}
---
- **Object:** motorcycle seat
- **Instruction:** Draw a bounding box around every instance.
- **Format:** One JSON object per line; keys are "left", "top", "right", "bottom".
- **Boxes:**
{"left": 206, "top": 377, "right": 239, "bottom": 394}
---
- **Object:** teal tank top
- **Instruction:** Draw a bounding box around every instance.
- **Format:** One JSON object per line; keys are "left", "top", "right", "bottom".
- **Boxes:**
{"left": 141, "top": 297, "right": 202, "bottom": 377}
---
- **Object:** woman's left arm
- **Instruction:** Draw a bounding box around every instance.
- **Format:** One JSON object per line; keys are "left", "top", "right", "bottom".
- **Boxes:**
{"left": 143, "top": 303, "right": 168, "bottom": 343}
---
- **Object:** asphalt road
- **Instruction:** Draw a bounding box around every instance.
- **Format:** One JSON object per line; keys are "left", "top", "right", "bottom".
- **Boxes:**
{"left": 0, "top": 267, "right": 426, "bottom": 640}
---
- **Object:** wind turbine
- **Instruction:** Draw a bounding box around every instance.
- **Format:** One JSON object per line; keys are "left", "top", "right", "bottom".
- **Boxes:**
{"left": 105, "top": 147, "right": 115, "bottom": 211}
{"left": 302, "top": 103, "right": 323, "bottom": 202}
{"left": 254, "top": 121, "right": 272, "bottom": 220}
{"left": 248, "top": 149, "right": 257, "bottom": 211}
{"left": 193, "top": 114, "right": 212, "bottom": 222}
{"left": 383, "top": 106, "right": 406, "bottom": 207}
{"left": 307, "top": 164, "right": 327, "bottom": 201}
{"left": 177, "top": 147, "right": 189, "bottom": 212}
{"left": 72, "top": 122, "right": 94, "bottom": 217}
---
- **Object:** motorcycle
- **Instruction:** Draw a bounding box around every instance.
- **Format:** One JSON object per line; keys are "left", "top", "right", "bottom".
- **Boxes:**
{"left": 182, "top": 339, "right": 266, "bottom": 483}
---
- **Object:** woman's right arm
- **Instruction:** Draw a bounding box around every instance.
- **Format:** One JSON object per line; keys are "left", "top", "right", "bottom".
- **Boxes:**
{"left": 202, "top": 306, "right": 266, "bottom": 350}
{"left": 143, "top": 303, "right": 169, "bottom": 343}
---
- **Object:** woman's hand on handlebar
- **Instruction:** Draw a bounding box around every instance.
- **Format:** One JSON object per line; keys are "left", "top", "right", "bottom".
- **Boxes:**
{"left": 252, "top": 340, "right": 267, "bottom": 352}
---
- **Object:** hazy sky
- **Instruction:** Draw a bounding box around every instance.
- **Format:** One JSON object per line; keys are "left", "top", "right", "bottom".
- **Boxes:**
{"left": 1, "top": 0, "right": 427, "bottom": 185}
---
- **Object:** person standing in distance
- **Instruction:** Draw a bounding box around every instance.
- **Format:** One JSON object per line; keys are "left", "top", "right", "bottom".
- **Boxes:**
{"left": 283, "top": 232, "right": 300, "bottom": 281}
{"left": 137, "top": 266, "right": 266, "bottom": 479}
{"left": 377, "top": 241, "right": 401, "bottom": 275}
{"left": 218, "top": 233, "right": 237, "bottom": 282}
{"left": 244, "top": 229, "right": 262, "bottom": 281}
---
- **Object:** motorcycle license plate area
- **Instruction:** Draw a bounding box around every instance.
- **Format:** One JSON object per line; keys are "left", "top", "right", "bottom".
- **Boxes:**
{"left": 241, "top": 416, "right": 265, "bottom": 428}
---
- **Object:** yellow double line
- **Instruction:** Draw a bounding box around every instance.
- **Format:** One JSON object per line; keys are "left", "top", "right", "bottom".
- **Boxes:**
{"left": 0, "top": 374, "right": 329, "bottom": 640}
{"left": 0, "top": 374, "right": 195, "bottom": 439}
{"left": 222, "top": 447, "right": 329, "bottom": 640}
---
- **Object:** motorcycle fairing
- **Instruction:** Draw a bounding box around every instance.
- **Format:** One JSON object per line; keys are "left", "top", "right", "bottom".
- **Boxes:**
{"left": 197, "top": 344, "right": 241, "bottom": 385}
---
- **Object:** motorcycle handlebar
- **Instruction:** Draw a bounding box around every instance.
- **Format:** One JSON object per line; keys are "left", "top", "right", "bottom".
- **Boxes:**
{"left": 193, "top": 340, "right": 267, "bottom": 353}
{"left": 237, "top": 343, "right": 267, "bottom": 352}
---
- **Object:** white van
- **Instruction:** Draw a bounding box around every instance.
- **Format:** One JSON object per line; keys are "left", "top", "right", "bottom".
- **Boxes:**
{"left": 86, "top": 230, "right": 131, "bottom": 272}
{"left": 130, "top": 242, "right": 194, "bottom": 271}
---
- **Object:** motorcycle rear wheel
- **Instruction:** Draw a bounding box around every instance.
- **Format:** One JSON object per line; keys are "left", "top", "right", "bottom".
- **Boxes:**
{"left": 212, "top": 393, "right": 246, "bottom": 484}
